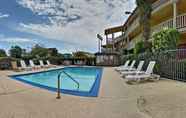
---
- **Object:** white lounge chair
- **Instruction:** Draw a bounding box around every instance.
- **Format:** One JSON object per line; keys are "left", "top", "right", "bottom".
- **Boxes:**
{"left": 115, "top": 60, "right": 130, "bottom": 71}
{"left": 39, "top": 60, "right": 49, "bottom": 68}
{"left": 39, "top": 60, "right": 44, "bottom": 66}
{"left": 46, "top": 60, "right": 51, "bottom": 66}
{"left": 19, "top": 60, "right": 32, "bottom": 71}
{"left": 39, "top": 60, "right": 45, "bottom": 67}
{"left": 29, "top": 60, "right": 41, "bottom": 69}
{"left": 46, "top": 60, "right": 56, "bottom": 67}
{"left": 125, "top": 61, "right": 160, "bottom": 82}
{"left": 121, "top": 61, "right": 145, "bottom": 76}
{"left": 118, "top": 60, "right": 136, "bottom": 71}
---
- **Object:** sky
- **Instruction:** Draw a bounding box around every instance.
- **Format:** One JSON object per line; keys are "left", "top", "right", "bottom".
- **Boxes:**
{"left": 0, "top": 0, "right": 136, "bottom": 53}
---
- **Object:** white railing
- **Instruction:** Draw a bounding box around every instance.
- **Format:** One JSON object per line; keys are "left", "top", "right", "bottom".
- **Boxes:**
{"left": 152, "top": 19, "right": 173, "bottom": 33}
{"left": 101, "top": 47, "right": 116, "bottom": 53}
{"left": 176, "top": 13, "right": 186, "bottom": 29}
{"left": 107, "top": 40, "right": 114, "bottom": 45}
{"left": 152, "top": 13, "right": 186, "bottom": 33}
{"left": 114, "top": 34, "right": 125, "bottom": 43}
{"left": 123, "top": 13, "right": 186, "bottom": 51}
{"left": 113, "top": 0, "right": 185, "bottom": 47}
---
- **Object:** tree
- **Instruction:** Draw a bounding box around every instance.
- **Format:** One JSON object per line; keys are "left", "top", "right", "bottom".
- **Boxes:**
{"left": 0, "top": 49, "right": 7, "bottom": 57}
{"left": 63, "top": 53, "right": 72, "bottom": 59}
{"left": 31, "top": 44, "right": 48, "bottom": 59}
{"left": 9, "top": 46, "right": 23, "bottom": 58}
{"left": 136, "top": 0, "right": 152, "bottom": 50}
{"left": 22, "top": 53, "right": 34, "bottom": 60}
{"left": 73, "top": 51, "right": 88, "bottom": 59}
{"left": 48, "top": 48, "right": 58, "bottom": 57}
{"left": 152, "top": 28, "right": 180, "bottom": 52}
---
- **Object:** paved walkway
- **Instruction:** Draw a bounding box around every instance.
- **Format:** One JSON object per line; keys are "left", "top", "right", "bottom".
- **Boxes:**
{"left": 0, "top": 68, "right": 186, "bottom": 118}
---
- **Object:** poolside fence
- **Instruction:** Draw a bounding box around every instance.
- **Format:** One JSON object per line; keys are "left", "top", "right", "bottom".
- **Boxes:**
{"left": 121, "top": 49, "right": 186, "bottom": 81}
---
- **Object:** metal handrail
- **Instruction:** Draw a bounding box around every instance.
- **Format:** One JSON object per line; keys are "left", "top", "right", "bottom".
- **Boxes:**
{"left": 58, "top": 71, "right": 80, "bottom": 90}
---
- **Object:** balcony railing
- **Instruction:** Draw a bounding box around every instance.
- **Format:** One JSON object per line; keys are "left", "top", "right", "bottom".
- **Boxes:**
{"left": 107, "top": 40, "right": 114, "bottom": 45}
{"left": 152, "top": 13, "right": 186, "bottom": 33}
{"left": 101, "top": 47, "right": 119, "bottom": 54}
{"left": 176, "top": 13, "right": 186, "bottom": 29}
{"left": 115, "top": 13, "right": 186, "bottom": 48}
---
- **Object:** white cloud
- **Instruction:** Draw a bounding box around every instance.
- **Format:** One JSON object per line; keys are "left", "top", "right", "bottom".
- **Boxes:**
{"left": 0, "top": 13, "right": 9, "bottom": 18}
{"left": 17, "top": 0, "right": 136, "bottom": 52}
{"left": 0, "top": 35, "right": 37, "bottom": 44}
{"left": 1, "top": 37, "right": 36, "bottom": 43}
{"left": 0, "top": 35, "right": 38, "bottom": 52}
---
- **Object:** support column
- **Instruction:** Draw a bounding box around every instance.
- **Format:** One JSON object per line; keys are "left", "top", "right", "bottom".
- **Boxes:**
{"left": 100, "top": 39, "right": 103, "bottom": 50}
{"left": 112, "top": 33, "right": 115, "bottom": 51}
{"left": 172, "top": 0, "right": 178, "bottom": 28}
{"left": 100, "top": 38, "right": 103, "bottom": 53}
{"left": 106, "top": 35, "right": 108, "bottom": 45}
{"left": 98, "top": 38, "right": 101, "bottom": 53}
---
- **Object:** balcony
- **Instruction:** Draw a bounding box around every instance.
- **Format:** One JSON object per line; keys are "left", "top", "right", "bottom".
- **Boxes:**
{"left": 123, "top": 13, "right": 186, "bottom": 51}
{"left": 101, "top": 47, "right": 117, "bottom": 54}
{"left": 125, "top": 0, "right": 171, "bottom": 36}
{"left": 107, "top": 40, "right": 114, "bottom": 45}
{"left": 114, "top": 34, "right": 125, "bottom": 43}
{"left": 125, "top": 18, "right": 140, "bottom": 36}
{"left": 152, "top": 13, "right": 186, "bottom": 33}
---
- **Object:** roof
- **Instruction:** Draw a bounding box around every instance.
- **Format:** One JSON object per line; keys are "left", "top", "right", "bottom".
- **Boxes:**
{"left": 104, "top": 25, "right": 124, "bottom": 35}
{"left": 95, "top": 52, "right": 120, "bottom": 56}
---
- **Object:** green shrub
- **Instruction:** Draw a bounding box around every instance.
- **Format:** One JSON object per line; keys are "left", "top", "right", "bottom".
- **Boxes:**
{"left": 134, "top": 40, "right": 146, "bottom": 55}
{"left": 48, "top": 56, "right": 63, "bottom": 65}
{"left": 22, "top": 54, "right": 34, "bottom": 61}
{"left": 152, "top": 28, "right": 180, "bottom": 52}
{"left": 0, "top": 49, "right": 7, "bottom": 57}
{"left": 9, "top": 46, "right": 23, "bottom": 58}
{"left": 31, "top": 45, "right": 49, "bottom": 59}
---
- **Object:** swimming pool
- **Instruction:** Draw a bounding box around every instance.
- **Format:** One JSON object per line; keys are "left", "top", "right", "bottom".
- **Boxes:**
{"left": 11, "top": 67, "right": 103, "bottom": 97}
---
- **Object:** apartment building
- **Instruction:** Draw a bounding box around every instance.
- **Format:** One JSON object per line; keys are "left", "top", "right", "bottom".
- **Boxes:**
{"left": 103, "top": 0, "right": 186, "bottom": 54}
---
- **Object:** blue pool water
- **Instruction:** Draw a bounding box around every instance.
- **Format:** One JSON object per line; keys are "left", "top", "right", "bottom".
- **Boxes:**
{"left": 11, "top": 67, "right": 103, "bottom": 97}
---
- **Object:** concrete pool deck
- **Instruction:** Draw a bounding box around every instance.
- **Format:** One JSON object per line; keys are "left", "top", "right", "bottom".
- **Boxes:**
{"left": 0, "top": 67, "right": 186, "bottom": 118}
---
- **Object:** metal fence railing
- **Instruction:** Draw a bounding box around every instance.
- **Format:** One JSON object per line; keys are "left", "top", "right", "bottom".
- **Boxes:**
{"left": 121, "top": 49, "right": 186, "bottom": 82}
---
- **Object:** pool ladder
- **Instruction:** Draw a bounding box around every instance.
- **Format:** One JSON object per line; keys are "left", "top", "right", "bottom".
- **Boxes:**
{"left": 57, "top": 71, "right": 80, "bottom": 99}
{"left": 58, "top": 71, "right": 80, "bottom": 90}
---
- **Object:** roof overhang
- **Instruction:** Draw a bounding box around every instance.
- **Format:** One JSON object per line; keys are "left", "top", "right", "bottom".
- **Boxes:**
{"left": 104, "top": 25, "right": 124, "bottom": 35}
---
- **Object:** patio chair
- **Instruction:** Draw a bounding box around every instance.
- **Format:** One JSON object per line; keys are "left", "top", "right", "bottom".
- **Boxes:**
{"left": 121, "top": 61, "right": 145, "bottom": 76}
{"left": 39, "top": 60, "right": 48, "bottom": 68}
{"left": 19, "top": 60, "right": 32, "bottom": 71}
{"left": 46, "top": 60, "right": 56, "bottom": 67}
{"left": 29, "top": 60, "right": 41, "bottom": 69}
{"left": 115, "top": 60, "right": 130, "bottom": 71}
{"left": 117, "top": 60, "right": 136, "bottom": 71}
{"left": 125, "top": 61, "right": 160, "bottom": 82}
